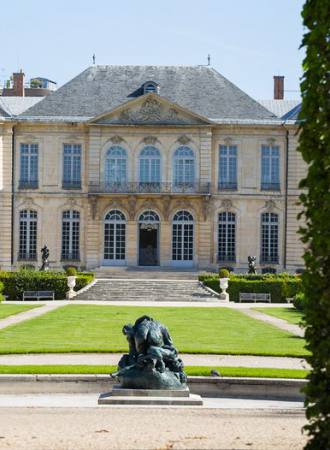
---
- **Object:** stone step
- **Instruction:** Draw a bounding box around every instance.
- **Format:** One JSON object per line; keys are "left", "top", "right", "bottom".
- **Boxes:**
{"left": 76, "top": 278, "right": 217, "bottom": 302}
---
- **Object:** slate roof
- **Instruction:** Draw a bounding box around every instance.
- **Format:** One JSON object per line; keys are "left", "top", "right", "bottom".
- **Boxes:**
{"left": 0, "top": 97, "right": 43, "bottom": 117}
{"left": 21, "top": 65, "right": 277, "bottom": 122}
{"left": 258, "top": 99, "right": 301, "bottom": 119}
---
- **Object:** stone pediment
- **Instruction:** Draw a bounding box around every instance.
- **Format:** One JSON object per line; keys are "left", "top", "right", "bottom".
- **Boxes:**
{"left": 90, "top": 94, "right": 211, "bottom": 126}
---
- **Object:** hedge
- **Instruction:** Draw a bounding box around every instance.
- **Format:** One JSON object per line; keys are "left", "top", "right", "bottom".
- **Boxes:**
{"left": 0, "top": 281, "right": 4, "bottom": 302}
{"left": 0, "top": 270, "right": 94, "bottom": 300}
{"left": 199, "top": 274, "right": 302, "bottom": 303}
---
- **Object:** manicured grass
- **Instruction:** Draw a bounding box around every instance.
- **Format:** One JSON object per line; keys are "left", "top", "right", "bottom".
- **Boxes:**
{"left": 0, "top": 365, "right": 309, "bottom": 379}
{"left": 254, "top": 307, "right": 304, "bottom": 326}
{"left": 0, "top": 304, "right": 308, "bottom": 357}
{"left": 0, "top": 304, "right": 41, "bottom": 320}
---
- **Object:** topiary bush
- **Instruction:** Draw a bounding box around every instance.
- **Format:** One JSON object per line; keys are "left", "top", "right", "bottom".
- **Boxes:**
{"left": 293, "top": 292, "right": 306, "bottom": 312}
{"left": 0, "top": 270, "right": 94, "bottom": 300}
{"left": 0, "top": 280, "right": 4, "bottom": 302}
{"left": 65, "top": 267, "right": 77, "bottom": 276}
{"left": 218, "top": 268, "right": 230, "bottom": 278}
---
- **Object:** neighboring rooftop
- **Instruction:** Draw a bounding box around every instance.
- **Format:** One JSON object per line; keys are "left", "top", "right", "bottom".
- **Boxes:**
{"left": 258, "top": 99, "right": 301, "bottom": 119}
{"left": 0, "top": 96, "right": 43, "bottom": 116}
{"left": 1, "top": 71, "right": 57, "bottom": 98}
{"left": 21, "top": 65, "right": 277, "bottom": 122}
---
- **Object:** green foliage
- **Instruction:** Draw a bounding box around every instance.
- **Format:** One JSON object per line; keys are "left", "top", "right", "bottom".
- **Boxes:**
{"left": 65, "top": 267, "right": 77, "bottom": 277}
{"left": 0, "top": 270, "right": 94, "bottom": 300}
{"left": 218, "top": 268, "right": 230, "bottom": 278}
{"left": 298, "top": 1, "right": 330, "bottom": 447}
{"left": 293, "top": 292, "right": 306, "bottom": 312}
{"left": 0, "top": 281, "right": 4, "bottom": 302}
{"left": 199, "top": 273, "right": 302, "bottom": 303}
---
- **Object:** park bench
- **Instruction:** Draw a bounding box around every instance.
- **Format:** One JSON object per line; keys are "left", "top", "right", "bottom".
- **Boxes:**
{"left": 22, "top": 291, "right": 55, "bottom": 301}
{"left": 239, "top": 292, "right": 271, "bottom": 303}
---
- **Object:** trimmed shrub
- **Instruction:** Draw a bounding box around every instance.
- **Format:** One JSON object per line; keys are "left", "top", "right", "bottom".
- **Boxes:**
{"left": 218, "top": 268, "right": 230, "bottom": 278}
{"left": 0, "top": 270, "right": 94, "bottom": 300}
{"left": 0, "top": 280, "right": 4, "bottom": 302}
{"left": 65, "top": 267, "right": 77, "bottom": 276}
{"left": 199, "top": 273, "right": 302, "bottom": 303}
{"left": 293, "top": 292, "right": 306, "bottom": 312}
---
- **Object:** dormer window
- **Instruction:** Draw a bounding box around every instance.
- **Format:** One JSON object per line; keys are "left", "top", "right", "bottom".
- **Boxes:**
{"left": 143, "top": 81, "right": 159, "bottom": 94}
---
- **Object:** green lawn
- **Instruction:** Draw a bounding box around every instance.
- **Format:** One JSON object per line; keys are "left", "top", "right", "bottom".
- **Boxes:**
{"left": 0, "top": 365, "right": 309, "bottom": 379}
{"left": 0, "top": 304, "right": 41, "bottom": 320}
{"left": 254, "top": 307, "right": 304, "bottom": 326}
{"left": 0, "top": 304, "right": 308, "bottom": 357}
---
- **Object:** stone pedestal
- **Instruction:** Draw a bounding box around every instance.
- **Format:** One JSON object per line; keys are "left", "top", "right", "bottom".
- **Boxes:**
{"left": 219, "top": 292, "right": 229, "bottom": 302}
{"left": 98, "top": 385, "right": 203, "bottom": 406}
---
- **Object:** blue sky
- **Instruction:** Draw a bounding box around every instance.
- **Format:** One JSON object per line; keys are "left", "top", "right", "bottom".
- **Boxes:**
{"left": 1, "top": 0, "right": 304, "bottom": 99}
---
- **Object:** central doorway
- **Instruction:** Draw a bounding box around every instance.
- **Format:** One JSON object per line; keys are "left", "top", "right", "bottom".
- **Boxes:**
{"left": 138, "top": 210, "right": 160, "bottom": 266}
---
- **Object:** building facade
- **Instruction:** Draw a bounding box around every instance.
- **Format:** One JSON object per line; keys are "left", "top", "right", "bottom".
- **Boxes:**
{"left": 0, "top": 65, "right": 305, "bottom": 272}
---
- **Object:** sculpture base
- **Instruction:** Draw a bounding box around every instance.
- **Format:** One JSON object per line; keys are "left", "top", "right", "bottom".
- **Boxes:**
{"left": 219, "top": 292, "right": 229, "bottom": 302}
{"left": 66, "top": 290, "right": 76, "bottom": 300}
{"left": 98, "top": 385, "right": 203, "bottom": 406}
{"left": 118, "top": 366, "right": 186, "bottom": 390}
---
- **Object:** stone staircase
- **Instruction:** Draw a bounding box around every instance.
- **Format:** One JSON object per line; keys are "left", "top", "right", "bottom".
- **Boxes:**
{"left": 76, "top": 279, "right": 217, "bottom": 302}
{"left": 93, "top": 267, "right": 202, "bottom": 280}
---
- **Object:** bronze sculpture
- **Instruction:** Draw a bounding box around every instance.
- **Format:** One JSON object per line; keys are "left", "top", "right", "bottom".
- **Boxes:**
{"left": 248, "top": 255, "right": 257, "bottom": 274}
{"left": 111, "top": 315, "right": 187, "bottom": 390}
{"left": 40, "top": 245, "right": 50, "bottom": 271}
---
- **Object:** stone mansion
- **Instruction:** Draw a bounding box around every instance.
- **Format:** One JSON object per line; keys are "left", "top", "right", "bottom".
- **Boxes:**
{"left": 0, "top": 65, "right": 305, "bottom": 272}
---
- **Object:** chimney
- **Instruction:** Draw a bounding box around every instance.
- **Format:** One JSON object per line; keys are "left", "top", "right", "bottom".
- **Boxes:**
{"left": 273, "top": 75, "right": 284, "bottom": 100}
{"left": 12, "top": 70, "right": 25, "bottom": 96}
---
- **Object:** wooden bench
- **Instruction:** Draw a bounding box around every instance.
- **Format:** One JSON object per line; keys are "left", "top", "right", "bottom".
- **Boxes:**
{"left": 239, "top": 292, "right": 271, "bottom": 303}
{"left": 22, "top": 291, "right": 55, "bottom": 301}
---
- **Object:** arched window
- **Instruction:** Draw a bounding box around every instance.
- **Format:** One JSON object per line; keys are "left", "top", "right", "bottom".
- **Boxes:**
{"left": 172, "top": 210, "right": 194, "bottom": 263}
{"left": 261, "top": 212, "right": 279, "bottom": 263}
{"left": 19, "top": 210, "right": 37, "bottom": 260}
{"left": 139, "top": 146, "right": 161, "bottom": 190}
{"left": 104, "top": 210, "right": 126, "bottom": 263}
{"left": 61, "top": 210, "right": 80, "bottom": 261}
{"left": 105, "top": 146, "right": 127, "bottom": 186}
{"left": 138, "top": 210, "right": 160, "bottom": 223}
{"left": 173, "top": 146, "right": 195, "bottom": 189}
{"left": 143, "top": 82, "right": 158, "bottom": 94}
{"left": 218, "top": 212, "right": 236, "bottom": 262}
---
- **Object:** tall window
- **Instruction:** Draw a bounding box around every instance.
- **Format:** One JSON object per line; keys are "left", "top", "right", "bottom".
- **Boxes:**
{"left": 19, "top": 210, "right": 37, "bottom": 260}
{"left": 139, "top": 146, "right": 161, "bottom": 190}
{"left": 19, "top": 144, "right": 38, "bottom": 188}
{"left": 61, "top": 210, "right": 80, "bottom": 260}
{"left": 261, "top": 212, "right": 279, "bottom": 263}
{"left": 218, "top": 212, "right": 236, "bottom": 262}
{"left": 172, "top": 211, "right": 194, "bottom": 263}
{"left": 63, "top": 144, "right": 81, "bottom": 189}
{"left": 261, "top": 145, "right": 280, "bottom": 190}
{"left": 173, "top": 146, "right": 195, "bottom": 189}
{"left": 218, "top": 145, "right": 237, "bottom": 190}
{"left": 104, "top": 210, "right": 126, "bottom": 262}
{"left": 105, "top": 146, "right": 127, "bottom": 188}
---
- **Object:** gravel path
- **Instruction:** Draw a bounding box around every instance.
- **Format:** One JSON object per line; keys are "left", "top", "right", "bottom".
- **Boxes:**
{"left": 0, "top": 406, "right": 307, "bottom": 449}
{"left": 0, "top": 303, "right": 63, "bottom": 330}
{"left": 240, "top": 309, "right": 304, "bottom": 337}
{"left": 0, "top": 353, "right": 309, "bottom": 369}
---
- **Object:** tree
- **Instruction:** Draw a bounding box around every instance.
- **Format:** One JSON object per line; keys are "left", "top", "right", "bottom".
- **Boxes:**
{"left": 298, "top": 1, "right": 330, "bottom": 448}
